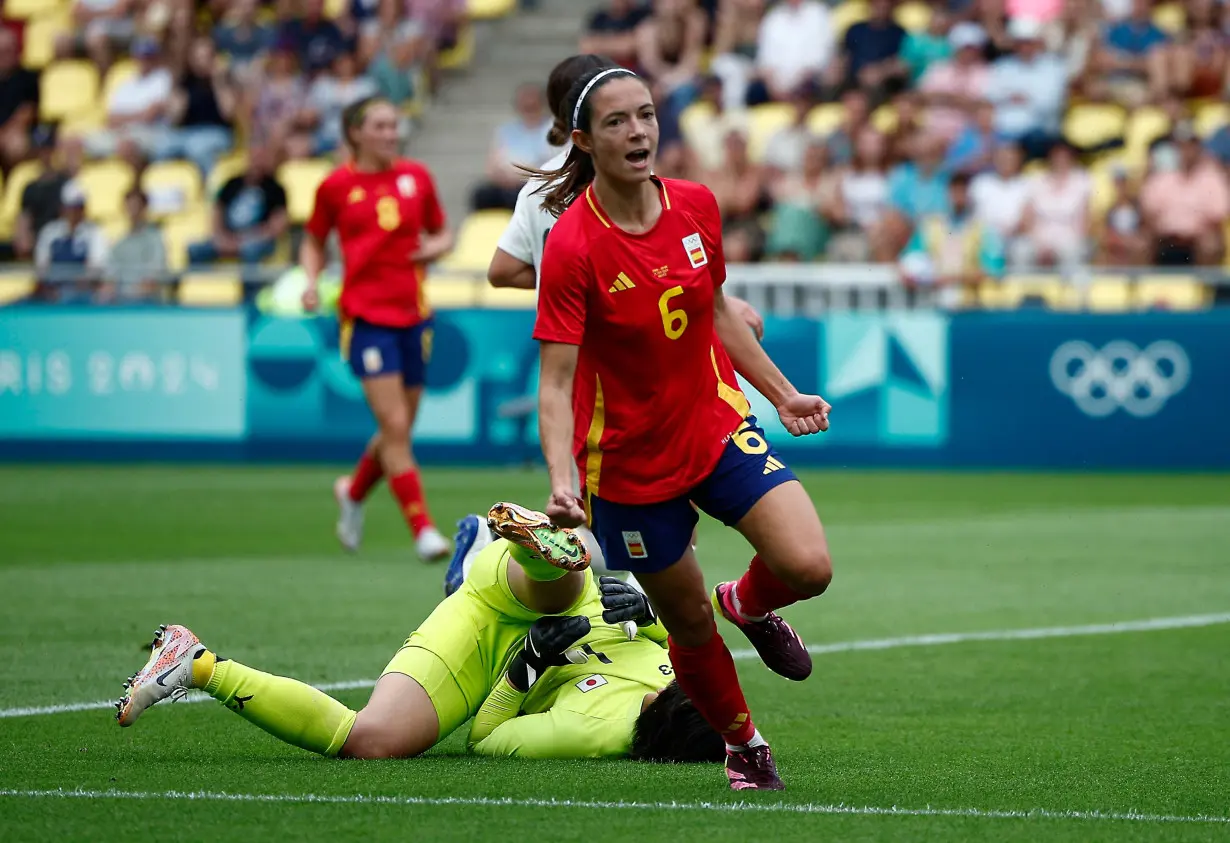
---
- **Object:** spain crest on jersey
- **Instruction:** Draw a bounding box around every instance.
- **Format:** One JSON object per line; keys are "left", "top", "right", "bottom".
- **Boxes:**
{"left": 397, "top": 175, "right": 416, "bottom": 198}
{"left": 682, "top": 232, "right": 707, "bottom": 269}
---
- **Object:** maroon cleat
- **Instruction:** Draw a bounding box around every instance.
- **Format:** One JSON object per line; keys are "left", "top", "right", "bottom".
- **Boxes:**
{"left": 725, "top": 744, "right": 785, "bottom": 791}
{"left": 713, "top": 582, "right": 813, "bottom": 681}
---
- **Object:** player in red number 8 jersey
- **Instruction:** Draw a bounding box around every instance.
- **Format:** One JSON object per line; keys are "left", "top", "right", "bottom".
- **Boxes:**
{"left": 534, "top": 68, "right": 835, "bottom": 791}
{"left": 301, "top": 97, "right": 454, "bottom": 562}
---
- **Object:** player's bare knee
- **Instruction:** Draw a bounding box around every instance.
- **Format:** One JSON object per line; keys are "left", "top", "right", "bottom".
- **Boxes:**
{"left": 341, "top": 722, "right": 426, "bottom": 760}
{"left": 791, "top": 547, "right": 833, "bottom": 596}
{"left": 664, "top": 594, "right": 716, "bottom": 647}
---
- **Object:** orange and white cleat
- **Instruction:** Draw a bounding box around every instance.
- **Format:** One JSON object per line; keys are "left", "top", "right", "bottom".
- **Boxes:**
{"left": 487, "top": 502, "right": 590, "bottom": 573}
{"left": 115, "top": 624, "right": 204, "bottom": 727}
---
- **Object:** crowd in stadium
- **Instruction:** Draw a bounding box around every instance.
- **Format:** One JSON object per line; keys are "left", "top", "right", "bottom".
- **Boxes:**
{"left": 2, "top": 0, "right": 1229, "bottom": 305}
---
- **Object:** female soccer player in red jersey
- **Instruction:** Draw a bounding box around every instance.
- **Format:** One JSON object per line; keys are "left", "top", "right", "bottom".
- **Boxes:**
{"left": 300, "top": 96, "right": 454, "bottom": 562}
{"left": 534, "top": 67, "right": 835, "bottom": 791}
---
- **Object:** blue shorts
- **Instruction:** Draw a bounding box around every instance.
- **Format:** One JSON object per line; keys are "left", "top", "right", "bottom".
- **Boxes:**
{"left": 342, "top": 318, "right": 433, "bottom": 387}
{"left": 588, "top": 416, "right": 798, "bottom": 574}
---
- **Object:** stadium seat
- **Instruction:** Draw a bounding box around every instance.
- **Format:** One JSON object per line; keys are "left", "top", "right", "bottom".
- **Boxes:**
{"left": 101, "top": 59, "right": 139, "bottom": 105}
{"left": 22, "top": 11, "right": 68, "bottom": 68}
{"left": 1152, "top": 2, "right": 1185, "bottom": 34}
{"left": 141, "top": 161, "right": 203, "bottom": 218}
{"left": 426, "top": 275, "right": 480, "bottom": 308}
{"left": 59, "top": 103, "right": 107, "bottom": 134}
{"left": 894, "top": 1, "right": 932, "bottom": 32}
{"left": 1086, "top": 275, "right": 1131, "bottom": 312}
{"left": 179, "top": 270, "right": 244, "bottom": 307}
{"left": 990, "top": 275, "right": 1079, "bottom": 310}
{"left": 1123, "top": 106, "right": 1170, "bottom": 168}
{"left": 830, "top": 0, "right": 869, "bottom": 39}
{"left": 478, "top": 283, "right": 536, "bottom": 309}
{"left": 1135, "top": 276, "right": 1209, "bottom": 311}
{"left": 0, "top": 160, "right": 41, "bottom": 239}
{"left": 870, "top": 104, "right": 897, "bottom": 134}
{"left": 1087, "top": 166, "right": 1119, "bottom": 220}
{"left": 7, "top": 0, "right": 65, "bottom": 17}
{"left": 77, "top": 159, "right": 136, "bottom": 222}
{"left": 468, "top": 0, "right": 517, "bottom": 20}
{"left": 161, "top": 209, "right": 213, "bottom": 272}
{"left": 746, "top": 103, "right": 794, "bottom": 162}
{"left": 208, "top": 151, "right": 249, "bottom": 196}
{"left": 277, "top": 158, "right": 334, "bottom": 223}
{"left": 1062, "top": 103, "right": 1125, "bottom": 149}
{"left": 438, "top": 210, "right": 512, "bottom": 274}
{"left": 806, "top": 103, "right": 845, "bottom": 136}
{"left": 323, "top": 0, "right": 346, "bottom": 17}
{"left": 1194, "top": 101, "right": 1230, "bottom": 138}
{"left": 0, "top": 271, "right": 36, "bottom": 305}
{"left": 39, "top": 61, "right": 100, "bottom": 122}
{"left": 102, "top": 215, "right": 129, "bottom": 243}
{"left": 439, "top": 25, "right": 475, "bottom": 71}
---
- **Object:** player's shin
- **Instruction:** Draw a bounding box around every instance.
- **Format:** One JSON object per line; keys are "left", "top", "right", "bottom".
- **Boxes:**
{"left": 349, "top": 451, "right": 384, "bottom": 502}
{"left": 390, "top": 468, "right": 435, "bottom": 536}
{"left": 733, "top": 555, "right": 809, "bottom": 619}
{"left": 668, "top": 627, "right": 760, "bottom": 749}
{"left": 199, "top": 656, "right": 357, "bottom": 756}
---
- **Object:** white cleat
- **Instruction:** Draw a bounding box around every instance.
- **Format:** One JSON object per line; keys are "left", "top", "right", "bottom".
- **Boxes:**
{"left": 415, "top": 526, "right": 450, "bottom": 562}
{"left": 115, "top": 624, "right": 204, "bottom": 727}
{"left": 334, "top": 475, "right": 364, "bottom": 553}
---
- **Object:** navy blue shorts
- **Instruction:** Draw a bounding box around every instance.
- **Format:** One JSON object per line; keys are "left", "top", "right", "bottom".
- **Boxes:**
{"left": 588, "top": 416, "right": 798, "bottom": 574}
{"left": 342, "top": 318, "right": 433, "bottom": 388}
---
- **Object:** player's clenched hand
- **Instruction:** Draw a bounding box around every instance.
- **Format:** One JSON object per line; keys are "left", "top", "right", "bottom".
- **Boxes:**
{"left": 546, "top": 488, "right": 586, "bottom": 528}
{"left": 507, "top": 615, "right": 592, "bottom": 691}
{"left": 301, "top": 285, "right": 320, "bottom": 312}
{"left": 777, "top": 393, "right": 831, "bottom": 436}
{"left": 599, "top": 577, "right": 657, "bottom": 636}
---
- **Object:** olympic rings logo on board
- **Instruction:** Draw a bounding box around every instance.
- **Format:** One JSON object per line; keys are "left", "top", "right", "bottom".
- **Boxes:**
{"left": 1049, "top": 340, "right": 1190, "bottom": 418}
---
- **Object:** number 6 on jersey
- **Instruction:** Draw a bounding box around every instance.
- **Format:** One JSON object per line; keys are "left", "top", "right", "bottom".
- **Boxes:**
{"left": 658, "top": 286, "right": 688, "bottom": 340}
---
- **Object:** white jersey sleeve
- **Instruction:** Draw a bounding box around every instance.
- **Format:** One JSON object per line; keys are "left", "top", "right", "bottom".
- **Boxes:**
{"left": 494, "top": 148, "right": 570, "bottom": 290}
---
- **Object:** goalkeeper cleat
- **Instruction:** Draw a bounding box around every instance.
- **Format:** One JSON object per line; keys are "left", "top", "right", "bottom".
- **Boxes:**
{"left": 713, "top": 582, "right": 812, "bottom": 681}
{"left": 115, "top": 624, "right": 204, "bottom": 727}
{"left": 487, "top": 502, "right": 590, "bottom": 573}
{"left": 333, "top": 476, "right": 364, "bottom": 553}
{"left": 726, "top": 744, "right": 785, "bottom": 791}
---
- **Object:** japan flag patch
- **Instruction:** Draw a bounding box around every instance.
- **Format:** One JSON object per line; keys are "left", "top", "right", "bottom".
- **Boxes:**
{"left": 682, "top": 232, "right": 707, "bottom": 269}
{"left": 397, "top": 175, "right": 416, "bottom": 197}
{"left": 622, "top": 531, "right": 648, "bottom": 559}
{"left": 575, "top": 674, "right": 608, "bottom": 693}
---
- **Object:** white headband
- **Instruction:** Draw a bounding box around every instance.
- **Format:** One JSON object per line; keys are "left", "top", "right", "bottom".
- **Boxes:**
{"left": 571, "top": 68, "right": 637, "bottom": 132}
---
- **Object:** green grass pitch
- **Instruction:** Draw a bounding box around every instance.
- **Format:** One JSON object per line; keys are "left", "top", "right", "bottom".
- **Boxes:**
{"left": 1, "top": 466, "right": 1228, "bottom": 842}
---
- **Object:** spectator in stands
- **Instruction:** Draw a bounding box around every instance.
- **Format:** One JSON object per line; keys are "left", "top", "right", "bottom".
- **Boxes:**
{"left": 824, "top": 87, "right": 870, "bottom": 166}
{"left": 580, "top": 0, "right": 651, "bottom": 70}
{"left": 99, "top": 189, "right": 169, "bottom": 303}
{"left": 899, "top": 171, "right": 1005, "bottom": 304}
{"left": 839, "top": 0, "right": 908, "bottom": 104}
{"left": 189, "top": 146, "right": 289, "bottom": 267}
{"left": 0, "top": 1, "right": 24, "bottom": 55}
{"left": 402, "top": 0, "right": 468, "bottom": 92}
{"left": 884, "top": 89, "right": 926, "bottom": 164}
{"left": 1012, "top": 139, "right": 1090, "bottom": 272}
{"left": 636, "top": 0, "right": 707, "bottom": 118}
{"left": 243, "top": 39, "right": 309, "bottom": 154}
{"left": 747, "top": 0, "right": 835, "bottom": 105}
{"left": 279, "top": 0, "right": 349, "bottom": 77}
{"left": 1096, "top": 166, "right": 1149, "bottom": 266}
{"left": 1207, "top": 120, "right": 1230, "bottom": 168}
{"left": 56, "top": 0, "right": 137, "bottom": 71}
{"left": 765, "top": 137, "right": 836, "bottom": 261}
{"left": 153, "top": 37, "right": 237, "bottom": 176}
{"left": 704, "top": 127, "right": 766, "bottom": 262}
{"left": 84, "top": 36, "right": 174, "bottom": 168}
{"left": 471, "top": 83, "right": 553, "bottom": 210}
{"left": 944, "top": 98, "right": 999, "bottom": 172}
{"left": 680, "top": 74, "right": 750, "bottom": 173}
{"left": 14, "top": 131, "right": 82, "bottom": 260}
{"left": 880, "top": 131, "right": 951, "bottom": 260}
{"left": 367, "top": 19, "right": 422, "bottom": 105}
{"left": 1054, "top": 0, "right": 1100, "bottom": 97}
{"left": 827, "top": 127, "right": 891, "bottom": 261}
{"left": 918, "top": 22, "right": 989, "bottom": 144}
{"left": 213, "top": 0, "right": 277, "bottom": 86}
{"left": 0, "top": 28, "right": 36, "bottom": 171}
{"left": 1089, "top": 0, "right": 1168, "bottom": 106}
{"left": 1141, "top": 123, "right": 1230, "bottom": 266}
{"left": 763, "top": 88, "right": 816, "bottom": 178}
{"left": 985, "top": 17, "right": 1067, "bottom": 159}
{"left": 970, "top": 142, "right": 1029, "bottom": 253}
{"left": 339, "top": 0, "right": 384, "bottom": 65}
{"left": 300, "top": 50, "right": 378, "bottom": 157}
{"left": 708, "top": 0, "right": 765, "bottom": 111}
{"left": 1150, "top": 0, "right": 1228, "bottom": 101}
{"left": 901, "top": 7, "right": 953, "bottom": 84}
{"left": 33, "top": 180, "right": 109, "bottom": 303}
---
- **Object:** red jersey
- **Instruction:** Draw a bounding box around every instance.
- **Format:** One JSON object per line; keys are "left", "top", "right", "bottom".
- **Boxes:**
{"left": 305, "top": 159, "right": 445, "bottom": 328}
{"left": 534, "top": 178, "right": 750, "bottom": 505}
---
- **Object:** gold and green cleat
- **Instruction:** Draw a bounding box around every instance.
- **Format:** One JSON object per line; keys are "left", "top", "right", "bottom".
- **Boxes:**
{"left": 487, "top": 502, "right": 590, "bottom": 573}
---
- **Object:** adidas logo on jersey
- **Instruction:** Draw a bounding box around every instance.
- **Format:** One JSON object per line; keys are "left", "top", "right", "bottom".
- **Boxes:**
{"left": 608, "top": 272, "right": 636, "bottom": 293}
{"left": 763, "top": 456, "right": 785, "bottom": 475}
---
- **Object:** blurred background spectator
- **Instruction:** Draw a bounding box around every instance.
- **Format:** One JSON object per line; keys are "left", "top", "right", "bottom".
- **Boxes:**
{"left": 0, "top": 27, "right": 35, "bottom": 171}
{"left": 748, "top": 0, "right": 834, "bottom": 105}
{"left": 99, "top": 188, "right": 169, "bottom": 303}
{"left": 838, "top": 0, "right": 907, "bottom": 105}
{"left": 471, "top": 82, "right": 552, "bottom": 211}
{"left": 986, "top": 17, "right": 1066, "bottom": 159}
{"left": 84, "top": 36, "right": 173, "bottom": 168}
{"left": 34, "top": 179, "right": 108, "bottom": 302}
{"left": 153, "top": 37, "right": 237, "bottom": 175}
{"left": 1012, "top": 140, "right": 1091, "bottom": 271}
{"left": 581, "top": 0, "right": 651, "bottom": 70}
{"left": 14, "top": 132, "right": 83, "bottom": 261}
{"left": 189, "top": 146, "right": 288, "bottom": 267}
{"left": 1141, "top": 123, "right": 1229, "bottom": 266}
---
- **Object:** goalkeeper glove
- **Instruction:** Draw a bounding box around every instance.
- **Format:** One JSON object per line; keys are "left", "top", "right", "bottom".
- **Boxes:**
{"left": 599, "top": 576, "right": 657, "bottom": 637}
{"left": 506, "top": 615, "right": 592, "bottom": 692}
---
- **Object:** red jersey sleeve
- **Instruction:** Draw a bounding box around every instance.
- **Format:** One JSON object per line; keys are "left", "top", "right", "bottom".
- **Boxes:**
{"left": 533, "top": 220, "right": 589, "bottom": 346}
{"left": 695, "top": 183, "right": 727, "bottom": 290}
{"left": 305, "top": 175, "right": 337, "bottom": 242}
{"left": 418, "top": 166, "right": 446, "bottom": 234}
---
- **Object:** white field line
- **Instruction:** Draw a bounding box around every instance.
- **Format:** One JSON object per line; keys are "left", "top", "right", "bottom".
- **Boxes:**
{"left": 3, "top": 612, "right": 1229, "bottom": 721}
{"left": 0, "top": 788, "right": 1226, "bottom": 825}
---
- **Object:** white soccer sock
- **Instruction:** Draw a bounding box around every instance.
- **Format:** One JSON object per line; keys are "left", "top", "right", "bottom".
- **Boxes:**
{"left": 731, "top": 582, "right": 768, "bottom": 623}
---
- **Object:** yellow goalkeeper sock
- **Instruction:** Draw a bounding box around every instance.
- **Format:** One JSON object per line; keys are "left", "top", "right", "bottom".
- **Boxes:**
{"left": 203, "top": 659, "right": 357, "bottom": 756}
{"left": 506, "top": 544, "right": 568, "bottom": 582}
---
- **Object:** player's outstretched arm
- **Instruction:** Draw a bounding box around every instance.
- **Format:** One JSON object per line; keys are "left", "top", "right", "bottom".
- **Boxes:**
{"left": 538, "top": 342, "right": 586, "bottom": 526}
{"left": 714, "top": 289, "right": 830, "bottom": 436}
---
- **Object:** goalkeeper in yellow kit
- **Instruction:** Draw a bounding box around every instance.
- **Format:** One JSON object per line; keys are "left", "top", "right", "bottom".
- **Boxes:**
{"left": 115, "top": 502, "right": 723, "bottom": 763}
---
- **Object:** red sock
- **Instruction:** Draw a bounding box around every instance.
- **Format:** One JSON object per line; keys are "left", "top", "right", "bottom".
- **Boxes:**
{"left": 669, "top": 628, "right": 756, "bottom": 746}
{"left": 734, "top": 555, "right": 808, "bottom": 619}
{"left": 348, "top": 453, "right": 384, "bottom": 502}
{"left": 389, "top": 469, "right": 434, "bottom": 536}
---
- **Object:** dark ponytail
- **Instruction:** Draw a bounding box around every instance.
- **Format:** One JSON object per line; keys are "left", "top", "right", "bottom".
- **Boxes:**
{"left": 545, "top": 54, "right": 618, "bottom": 147}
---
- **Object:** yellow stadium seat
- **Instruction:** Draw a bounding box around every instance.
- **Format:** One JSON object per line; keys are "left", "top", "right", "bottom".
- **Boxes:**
{"left": 179, "top": 271, "right": 243, "bottom": 307}
{"left": 101, "top": 215, "right": 129, "bottom": 242}
{"left": 870, "top": 104, "right": 897, "bottom": 134}
{"left": 208, "top": 151, "right": 249, "bottom": 196}
{"left": 894, "top": 1, "right": 932, "bottom": 32}
{"left": 439, "top": 25, "right": 474, "bottom": 71}
{"left": 478, "top": 283, "right": 536, "bottom": 309}
{"left": 438, "top": 210, "right": 512, "bottom": 274}
{"left": 1194, "top": 101, "right": 1230, "bottom": 139}
{"left": 679, "top": 101, "right": 715, "bottom": 146}
{"left": 59, "top": 103, "right": 107, "bottom": 134}
{"left": 277, "top": 158, "right": 334, "bottom": 223}
{"left": 1086, "top": 275, "right": 1131, "bottom": 312}
{"left": 39, "top": 60, "right": 100, "bottom": 122}
{"left": 830, "top": 0, "right": 869, "bottom": 39}
{"left": 0, "top": 160, "right": 41, "bottom": 239}
{"left": 324, "top": 0, "right": 346, "bottom": 17}
{"left": 101, "top": 59, "right": 139, "bottom": 106}
{"left": 8, "top": 0, "right": 64, "bottom": 17}
{"left": 991, "top": 274, "right": 1080, "bottom": 310}
{"left": 1122, "top": 106, "right": 1169, "bottom": 168}
{"left": 77, "top": 159, "right": 135, "bottom": 222}
{"left": 1135, "top": 276, "right": 1209, "bottom": 311}
{"left": 141, "top": 161, "right": 203, "bottom": 218}
{"left": 22, "top": 10, "right": 68, "bottom": 68}
{"left": 1062, "top": 102, "right": 1125, "bottom": 149}
{"left": 468, "top": 0, "right": 516, "bottom": 20}
{"left": 746, "top": 103, "right": 795, "bottom": 163}
{"left": 426, "top": 275, "right": 480, "bottom": 308}
{"left": 1152, "top": 2, "right": 1185, "bottom": 34}
{"left": 806, "top": 103, "right": 845, "bottom": 136}
{"left": 0, "top": 271, "right": 36, "bottom": 305}
{"left": 1088, "top": 167, "right": 1118, "bottom": 220}
{"left": 161, "top": 209, "right": 213, "bottom": 272}
{"left": 977, "top": 280, "right": 1023, "bottom": 309}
